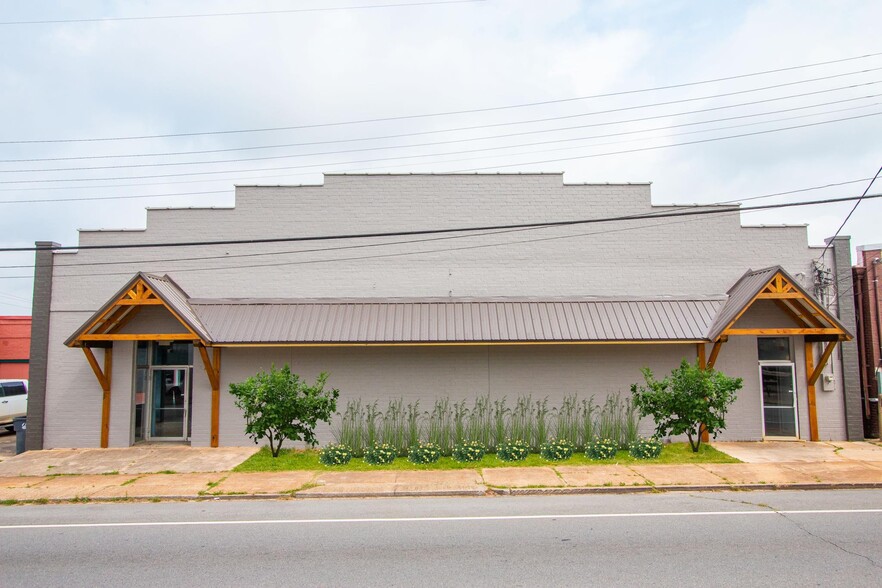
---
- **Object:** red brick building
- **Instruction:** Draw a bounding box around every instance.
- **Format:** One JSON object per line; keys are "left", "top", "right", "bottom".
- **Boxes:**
{"left": 854, "top": 245, "right": 882, "bottom": 438}
{"left": 0, "top": 316, "right": 31, "bottom": 380}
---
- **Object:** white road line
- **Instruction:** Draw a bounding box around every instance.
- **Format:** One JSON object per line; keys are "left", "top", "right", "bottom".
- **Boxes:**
{"left": 2, "top": 509, "right": 882, "bottom": 530}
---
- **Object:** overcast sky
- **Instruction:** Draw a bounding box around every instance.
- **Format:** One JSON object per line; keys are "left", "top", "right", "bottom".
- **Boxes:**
{"left": 1, "top": 0, "right": 881, "bottom": 314}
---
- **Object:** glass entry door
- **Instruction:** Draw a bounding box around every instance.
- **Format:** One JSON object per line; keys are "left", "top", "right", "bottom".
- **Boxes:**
{"left": 761, "top": 364, "right": 798, "bottom": 437}
{"left": 149, "top": 368, "right": 189, "bottom": 440}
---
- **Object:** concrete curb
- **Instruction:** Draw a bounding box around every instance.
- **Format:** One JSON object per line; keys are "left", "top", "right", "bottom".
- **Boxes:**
{"left": 489, "top": 482, "right": 882, "bottom": 495}
{"left": 295, "top": 489, "right": 487, "bottom": 498}
{"left": 4, "top": 482, "right": 882, "bottom": 504}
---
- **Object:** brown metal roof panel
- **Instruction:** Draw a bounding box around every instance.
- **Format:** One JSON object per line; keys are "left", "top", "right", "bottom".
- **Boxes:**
{"left": 631, "top": 301, "right": 656, "bottom": 338}
{"left": 560, "top": 302, "right": 584, "bottom": 339}
{"left": 618, "top": 303, "right": 643, "bottom": 339}
{"left": 661, "top": 301, "right": 689, "bottom": 339}
{"left": 706, "top": 266, "right": 784, "bottom": 339}
{"left": 143, "top": 274, "right": 212, "bottom": 341}
{"left": 524, "top": 303, "right": 541, "bottom": 339}
{"left": 582, "top": 304, "right": 606, "bottom": 339}
{"left": 632, "top": 301, "right": 657, "bottom": 339}
{"left": 543, "top": 302, "right": 560, "bottom": 339}
{"left": 454, "top": 303, "right": 465, "bottom": 341}
{"left": 189, "top": 297, "right": 731, "bottom": 344}
{"left": 677, "top": 300, "right": 701, "bottom": 334}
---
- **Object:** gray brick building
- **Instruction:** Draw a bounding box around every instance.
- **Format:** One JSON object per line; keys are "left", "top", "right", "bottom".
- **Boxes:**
{"left": 28, "top": 173, "right": 859, "bottom": 449}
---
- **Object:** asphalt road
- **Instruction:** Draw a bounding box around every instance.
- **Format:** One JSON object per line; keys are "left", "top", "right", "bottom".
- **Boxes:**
{"left": 1, "top": 490, "right": 881, "bottom": 587}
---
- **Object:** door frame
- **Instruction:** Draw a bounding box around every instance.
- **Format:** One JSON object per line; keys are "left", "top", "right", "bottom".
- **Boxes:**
{"left": 146, "top": 365, "right": 190, "bottom": 442}
{"left": 758, "top": 360, "right": 799, "bottom": 439}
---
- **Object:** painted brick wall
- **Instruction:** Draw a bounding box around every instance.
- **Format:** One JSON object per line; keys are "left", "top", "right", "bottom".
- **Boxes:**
{"left": 40, "top": 174, "right": 849, "bottom": 447}
{"left": 54, "top": 175, "right": 821, "bottom": 306}
{"left": 200, "top": 343, "right": 698, "bottom": 448}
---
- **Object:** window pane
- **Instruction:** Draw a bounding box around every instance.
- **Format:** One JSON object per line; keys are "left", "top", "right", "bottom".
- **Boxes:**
{"left": 152, "top": 342, "right": 193, "bottom": 366}
{"left": 0, "top": 382, "right": 27, "bottom": 397}
{"left": 136, "top": 341, "right": 149, "bottom": 368}
{"left": 758, "top": 337, "right": 791, "bottom": 361}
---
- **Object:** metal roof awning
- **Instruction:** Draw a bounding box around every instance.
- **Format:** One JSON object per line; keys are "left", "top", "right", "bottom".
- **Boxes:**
{"left": 65, "top": 266, "right": 850, "bottom": 348}
{"left": 190, "top": 297, "right": 725, "bottom": 345}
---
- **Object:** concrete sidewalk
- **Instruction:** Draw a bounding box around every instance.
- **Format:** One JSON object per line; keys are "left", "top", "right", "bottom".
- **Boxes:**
{"left": 3, "top": 441, "right": 882, "bottom": 503}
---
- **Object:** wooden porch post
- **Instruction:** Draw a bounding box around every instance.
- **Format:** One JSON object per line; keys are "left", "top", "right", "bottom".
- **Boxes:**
{"left": 805, "top": 341, "right": 819, "bottom": 441}
{"left": 198, "top": 345, "right": 222, "bottom": 448}
{"left": 82, "top": 346, "right": 112, "bottom": 448}
{"left": 805, "top": 340, "right": 838, "bottom": 442}
{"left": 211, "top": 347, "right": 221, "bottom": 448}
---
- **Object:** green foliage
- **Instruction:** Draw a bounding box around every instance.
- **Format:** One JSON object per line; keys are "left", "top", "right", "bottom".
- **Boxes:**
{"left": 497, "top": 439, "right": 530, "bottom": 462}
{"left": 334, "top": 399, "right": 366, "bottom": 457}
{"left": 631, "top": 360, "right": 743, "bottom": 452}
{"left": 234, "top": 443, "right": 740, "bottom": 472}
{"left": 228, "top": 364, "right": 340, "bottom": 457}
{"left": 452, "top": 440, "right": 487, "bottom": 463}
{"left": 427, "top": 398, "right": 453, "bottom": 455}
{"left": 540, "top": 439, "right": 575, "bottom": 461}
{"left": 408, "top": 442, "right": 442, "bottom": 464}
{"left": 509, "top": 396, "right": 534, "bottom": 449}
{"left": 555, "top": 395, "right": 580, "bottom": 448}
{"left": 331, "top": 393, "right": 641, "bottom": 455}
{"left": 586, "top": 438, "right": 619, "bottom": 460}
{"left": 363, "top": 443, "right": 397, "bottom": 465}
{"left": 318, "top": 443, "right": 353, "bottom": 466}
{"left": 629, "top": 437, "right": 663, "bottom": 459}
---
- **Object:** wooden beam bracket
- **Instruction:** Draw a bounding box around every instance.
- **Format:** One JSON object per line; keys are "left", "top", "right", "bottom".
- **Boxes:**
{"left": 808, "top": 341, "right": 837, "bottom": 387}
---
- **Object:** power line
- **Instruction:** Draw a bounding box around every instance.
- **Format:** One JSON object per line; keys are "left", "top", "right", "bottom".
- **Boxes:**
{"left": 1, "top": 192, "right": 879, "bottom": 255}
{"left": 3, "top": 91, "right": 878, "bottom": 165}
{"left": 0, "top": 172, "right": 868, "bottom": 211}
{"left": 37, "top": 209, "right": 761, "bottom": 280}
{"left": 5, "top": 96, "right": 880, "bottom": 174}
{"left": 0, "top": 196, "right": 874, "bottom": 281}
{"left": 0, "top": 1, "right": 484, "bottom": 26}
{"left": 450, "top": 110, "right": 882, "bottom": 172}
{"left": 3, "top": 82, "right": 880, "bottom": 193}
{"left": 4, "top": 110, "right": 881, "bottom": 185}
{"left": 1, "top": 176, "right": 864, "bottom": 268}
{"left": 817, "top": 164, "right": 882, "bottom": 259}
{"left": 3, "top": 56, "right": 881, "bottom": 145}
{"left": 0, "top": 189, "right": 231, "bottom": 205}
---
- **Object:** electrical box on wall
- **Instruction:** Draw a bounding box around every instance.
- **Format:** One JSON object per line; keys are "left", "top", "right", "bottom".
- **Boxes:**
{"left": 822, "top": 374, "right": 835, "bottom": 392}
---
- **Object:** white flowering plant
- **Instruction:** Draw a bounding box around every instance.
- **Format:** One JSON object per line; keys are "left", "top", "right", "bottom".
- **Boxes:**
{"left": 408, "top": 442, "right": 442, "bottom": 464}
{"left": 452, "top": 440, "right": 487, "bottom": 463}
{"left": 497, "top": 439, "right": 530, "bottom": 462}
{"left": 318, "top": 443, "right": 353, "bottom": 466}
{"left": 540, "top": 439, "right": 575, "bottom": 461}
{"left": 586, "top": 438, "right": 619, "bottom": 460}
{"left": 629, "top": 437, "right": 663, "bottom": 459}
{"left": 364, "top": 442, "right": 397, "bottom": 465}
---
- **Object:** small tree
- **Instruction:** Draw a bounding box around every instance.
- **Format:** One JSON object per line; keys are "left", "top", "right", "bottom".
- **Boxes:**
{"left": 630, "top": 359, "right": 742, "bottom": 452}
{"left": 229, "top": 364, "right": 339, "bottom": 457}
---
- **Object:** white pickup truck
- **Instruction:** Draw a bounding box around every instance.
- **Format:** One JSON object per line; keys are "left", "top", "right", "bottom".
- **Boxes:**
{"left": 0, "top": 379, "right": 27, "bottom": 431}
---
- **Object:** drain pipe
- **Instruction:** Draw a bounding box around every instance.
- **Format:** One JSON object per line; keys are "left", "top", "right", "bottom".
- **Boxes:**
{"left": 856, "top": 268, "right": 869, "bottom": 418}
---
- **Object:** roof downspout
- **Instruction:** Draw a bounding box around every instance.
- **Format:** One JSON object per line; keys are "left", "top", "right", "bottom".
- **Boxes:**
{"left": 854, "top": 267, "right": 870, "bottom": 419}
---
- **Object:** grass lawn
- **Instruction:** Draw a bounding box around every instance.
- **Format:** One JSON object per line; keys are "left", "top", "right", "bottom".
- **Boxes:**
{"left": 233, "top": 442, "right": 739, "bottom": 472}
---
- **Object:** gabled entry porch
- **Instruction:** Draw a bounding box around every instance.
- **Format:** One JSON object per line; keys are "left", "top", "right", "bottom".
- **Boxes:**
{"left": 65, "top": 273, "right": 222, "bottom": 448}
